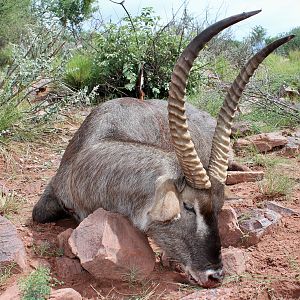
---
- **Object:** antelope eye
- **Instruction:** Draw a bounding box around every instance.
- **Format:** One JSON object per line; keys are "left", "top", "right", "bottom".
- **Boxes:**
{"left": 183, "top": 202, "right": 196, "bottom": 214}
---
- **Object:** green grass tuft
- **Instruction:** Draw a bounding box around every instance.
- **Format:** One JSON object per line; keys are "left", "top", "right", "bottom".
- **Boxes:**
{"left": 259, "top": 169, "right": 296, "bottom": 198}
{"left": 19, "top": 267, "right": 51, "bottom": 300}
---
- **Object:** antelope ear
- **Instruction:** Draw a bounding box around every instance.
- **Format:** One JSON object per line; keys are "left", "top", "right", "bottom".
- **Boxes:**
{"left": 148, "top": 176, "right": 181, "bottom": 222}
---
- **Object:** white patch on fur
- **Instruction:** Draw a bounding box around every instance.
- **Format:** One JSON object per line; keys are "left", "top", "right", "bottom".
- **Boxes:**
{"left": 205, "top": 268, "right": 224, "bottom": 280}
{"left": 194, "top": 202, "right": 208, "bottom": 236}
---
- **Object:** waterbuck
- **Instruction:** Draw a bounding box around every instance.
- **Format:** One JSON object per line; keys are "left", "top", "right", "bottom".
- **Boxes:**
{"left": 33, "top": 10, "right": 294, "bottom": 287}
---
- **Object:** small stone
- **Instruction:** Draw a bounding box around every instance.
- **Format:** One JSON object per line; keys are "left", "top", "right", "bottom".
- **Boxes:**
{"left": 233, "top": 138, "right": 251, "bottom": 151}
{"left": 265, "top": 201, "right": 300, "bottom": 216}
{"left": 0, "top": 216, "right": 26, "bottom": 271}
{"left": 49, "top": 288, "right": 82, "bottom": 300}
{"left": 29, "top": 258, "right": 51, "bottom": 269}
{"left": 69, "top": 208, "right": 155, "bottom": 281}
{"left": 55, "top": 257, "right": 84, "bottom": 279}
{"left": 239, "top": 209, "right": 282, "bottom": 247}
{"left": 226, "top": 171, "right": 264, "bottom": 185}
{"left": 218, "top": 206, "right": 243, "bottom": 248}
{"left": 180, "top": 288, "right": 233, "bottom": 299}
{"left": 228, "top": 160, "right": 251, "bottom": 172}
{"left": 222, "top": 247, "right": 246, "bottom": 275}
{"left": 57, "top": 228, "right": 75, "bottom": 258}
{"left": 231, "top": 121, "right": 253, "bottom": 138}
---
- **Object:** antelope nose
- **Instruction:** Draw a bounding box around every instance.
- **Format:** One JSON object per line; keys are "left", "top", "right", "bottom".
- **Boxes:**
{"left": 202, "top": 269, "right": 224, "bottom": 288}
{"left": 208, "top": 269, "right": 224, "bottom": 282}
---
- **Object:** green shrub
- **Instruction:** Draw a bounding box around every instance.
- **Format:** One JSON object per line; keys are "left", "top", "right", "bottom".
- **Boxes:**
{"left": 83, "top": 7, "right": 211, "bottom": 99}
{"left": 0, "top": 22, "right": 72, "bottom": 134}
{"left": 19, "top": 267, "right": 51, "bottom": 300}
{"left": 0, "top": 45, "right": 13, "bottom": 67}
{"left": 0, "top": 104, "right": 21, "bottom": 133}
{"left": 64, "top": 53, "right": 96, "bottom": 90}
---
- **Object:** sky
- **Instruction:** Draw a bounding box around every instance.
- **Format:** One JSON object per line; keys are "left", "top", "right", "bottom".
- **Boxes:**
{"left": 97, "top": 0, "right": 300, "bottom": 40}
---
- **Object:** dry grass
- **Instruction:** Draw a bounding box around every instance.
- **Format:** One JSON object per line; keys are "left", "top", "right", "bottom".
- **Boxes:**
{"left": 0, "top": 190, "right": 25, "bottom": 217}
{"left": 0, "top": 263, "right": 17, "bottom": 287}
{"left": 259, "top": 169, "right": 296, "bottom": 198}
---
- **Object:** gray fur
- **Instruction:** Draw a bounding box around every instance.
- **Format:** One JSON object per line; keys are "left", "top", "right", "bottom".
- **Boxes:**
{"left": 32, "top": 97, "right": 224, "bottom": 286}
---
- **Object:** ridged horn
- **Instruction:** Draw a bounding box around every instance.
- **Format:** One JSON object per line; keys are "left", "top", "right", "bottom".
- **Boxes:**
{"left": 168, "top": 10, "right": 261, "bottom": 189}
{"left": 208, "top": 35, "right": 295, "bottom": 183}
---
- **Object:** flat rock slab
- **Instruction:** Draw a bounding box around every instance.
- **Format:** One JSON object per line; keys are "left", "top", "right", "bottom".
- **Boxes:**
{"left": 239, "top": 209, "right": 282, "bottom": 247}
{"left": 226, "top": 171, "right": 264, "bottom": 185}
{"left": 0, "top": 216, "right": 26, "bottom": 270}
{"left": 68, "top": 208, "right": 155, "bottom": 281}
{"left": 180, "top": 288, "right": 233, "bottom": 300}
{"left": 234, "top": 132, "right": 288, "bottom": 153}
{"left": 265, "top": 201, "right": 300, "bottom": 216}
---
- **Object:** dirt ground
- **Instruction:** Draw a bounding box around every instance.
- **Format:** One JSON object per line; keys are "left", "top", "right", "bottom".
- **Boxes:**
{"left": 0, "top": 107, "right": 299, "bottom": 300}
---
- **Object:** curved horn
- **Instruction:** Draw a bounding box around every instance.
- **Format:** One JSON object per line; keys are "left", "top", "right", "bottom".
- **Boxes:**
{"left": 168, "top": 10, "right": 261, "bottom": 189}
{"left": 208, "top": 35, "right": 295, "bottom": 183}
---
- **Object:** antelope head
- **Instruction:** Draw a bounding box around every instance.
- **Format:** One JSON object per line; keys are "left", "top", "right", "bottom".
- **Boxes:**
{"left": 148, "top": 10, "right": 294, "bottom": 287}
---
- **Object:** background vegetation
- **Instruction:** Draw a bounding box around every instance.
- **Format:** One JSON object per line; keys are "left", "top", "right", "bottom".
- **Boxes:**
{"left": 0, "top": 0, "right": 299, "bottom": 139}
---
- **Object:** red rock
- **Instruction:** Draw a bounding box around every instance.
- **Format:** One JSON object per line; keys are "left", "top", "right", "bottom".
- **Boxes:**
{"left": 49, "top": 288, "right": 82, "bottom": 300}
{"left": 265, "top": 201, "right": 300, "bottom": 216}
{"left": 0, "top": 283, "right": 20, "bottom": 300}
{"left": 228, "top": 160, "right": 251, "bottom": 172}
{"left": 55, "top": 257, "right": 85, "bottom": 279}
{"left": 180, "top": 288, "right": 233, "bottom": 299}
{"left": 222, "top": 247, "right": 246, "bottom": 275}
{"left": 226, "top": 171, "right": 264, "bottom": 185}
{"left": 57, "top": 228, "right": 75, "bottom": 258}
{"left": 233, "top": 138, "right": 251, "bottom": 151}
{"left": 0, "top": 216, "right": 26, "bottom": 271}
{"left": 281, "top": 144, "right": 299, "bottom": 157}
{"left": 239, "top": 209, "right": 282, "bottom": 247}
{"left": 234, "top": 132, "right": 288, "bottom": 153}
{"left": 29, "top": 258, "right": 51, "bottom": 269}
{"left": 68, "top": 208, "right": 155, "bottom": 281}
{"left": 218, "top": 206, "right": 243, "bottom": 248}
{"left": 231, "top": 121, "right": 253, "bottom": 138}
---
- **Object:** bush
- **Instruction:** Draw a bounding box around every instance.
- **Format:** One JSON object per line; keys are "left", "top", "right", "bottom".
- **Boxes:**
{"left": 64, "top": 53, "right": 95, "bottom": 89}
{"left": 91, "top": 7, "right": 192, "bottom": 99}
{"left": 19, "top": 267, "right": 51, "bottom": 300}
{"left": 0, "top": 23, "right": 72, "bottom": 133}
{"left": 64, "top": 7, "right": 220, "bottom": 99}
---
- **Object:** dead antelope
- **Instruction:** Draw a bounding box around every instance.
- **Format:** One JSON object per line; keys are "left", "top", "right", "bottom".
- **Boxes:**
{"left": 33, "top": 10, "right": 294, "bottom": 287}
